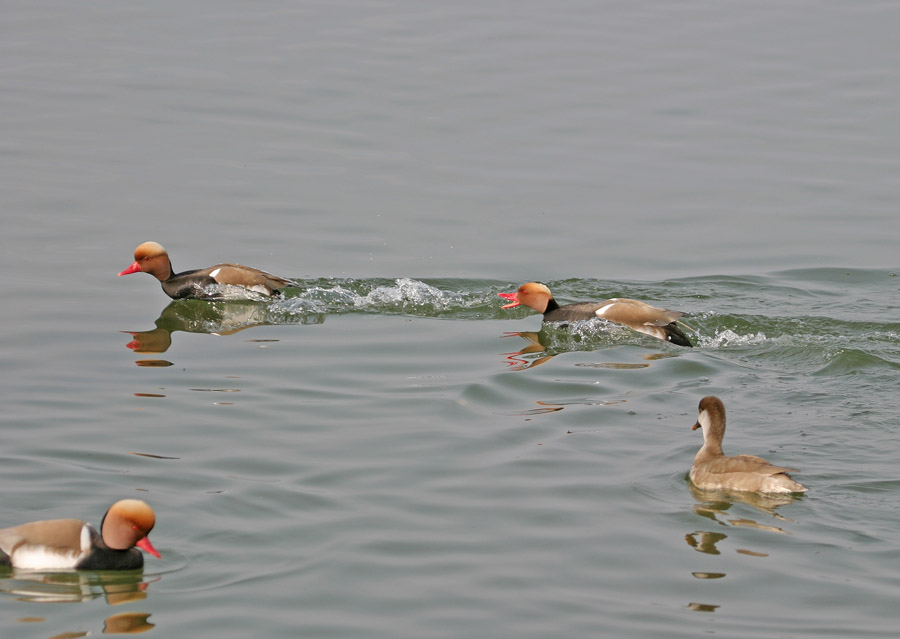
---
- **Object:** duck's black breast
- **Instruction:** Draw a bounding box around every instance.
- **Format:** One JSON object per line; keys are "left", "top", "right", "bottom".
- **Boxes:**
{"left": 161, "top": 269, "right": 218, "bottom": 300}
{"left": 76, "top": 548, "right": 144, "bottom": 570}
{"left": 543, "top": 301, "right": 604, "bottom": 322}
{"left": 75, "top": 528, "right": 144, "bottom": 570}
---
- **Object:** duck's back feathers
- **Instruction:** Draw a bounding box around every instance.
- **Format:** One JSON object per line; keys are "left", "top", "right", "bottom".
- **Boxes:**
{"left": 162, "top": 264, "right": 297, "bottom": 300}
{"left": 690, "top": 459, "right": 808, "bottom": 494}
{"left": 594, "top": 298, "right": 683, "bottom": 326}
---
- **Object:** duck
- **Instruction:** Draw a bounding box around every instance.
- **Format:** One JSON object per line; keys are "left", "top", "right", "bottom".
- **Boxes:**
{"left": 118, "top": 241, "right": 297, "bottom": 300}
{"left": 689, "top": 396, "right": 807, "bottom": 494}
{"left": 0, "top": 499, "right": 161, "bottom": 570}
{"left": 498, "top": 282, "right": 693, "bottom": 347}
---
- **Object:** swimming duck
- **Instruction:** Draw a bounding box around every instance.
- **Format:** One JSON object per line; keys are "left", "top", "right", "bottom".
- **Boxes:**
{"left": 690, "top": 396, "right": 807, "bottom": 494}
{"left": 498, "top": 282, "right": 692, "bottom": 346}
{"left": 0, "top": 499, "right": 161, "bottom": 570}
{"left": 119, "top": 241, "right": 297, "bottom": 300}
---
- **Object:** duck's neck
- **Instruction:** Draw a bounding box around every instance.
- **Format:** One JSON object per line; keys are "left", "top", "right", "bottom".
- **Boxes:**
{"left": 694, "top": 440, "right": 724, "bottom": 463}
{"left": 543, "top": 297, "right": 560, "bottom": 315}
{"left": 157, "top": 259, "right": 174, "bottom": 281}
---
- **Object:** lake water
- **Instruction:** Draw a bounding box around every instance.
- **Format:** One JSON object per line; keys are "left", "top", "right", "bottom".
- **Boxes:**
{"left": 1, "top": 1, "right": 899, "bottom": 637}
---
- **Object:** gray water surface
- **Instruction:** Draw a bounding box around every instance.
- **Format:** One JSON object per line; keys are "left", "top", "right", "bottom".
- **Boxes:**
{"left": 2, "top": 1, "right": 899, "bottom": 637}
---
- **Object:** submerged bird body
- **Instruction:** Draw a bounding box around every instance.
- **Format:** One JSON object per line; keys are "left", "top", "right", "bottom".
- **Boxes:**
{"left": 690, "top": 396, "right": 807, "bottom": 494}
{"left": 499, "top": 282, "right": 692, "bottom": 347}
{"left": 119, "top": 241, "right": 297, "bottom": 300}
{"left": 0, "top": 499, "right": 161, "bottom": 570}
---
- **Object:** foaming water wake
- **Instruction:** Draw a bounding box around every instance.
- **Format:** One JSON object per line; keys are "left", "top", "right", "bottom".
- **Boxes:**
{"left": 256, "top": 274, "right": 899, "bottom": 369}
{"left": 697, "top": 329, "right": 769, "bottom": 348}
{"left": 351, "top": 278, "right": 457, "bottom": 313}
{"left": 198, "top": 283, "right": 276, "bottom": 302}
{"left": 287, "top": 278, "right": 500, "bottom": 318}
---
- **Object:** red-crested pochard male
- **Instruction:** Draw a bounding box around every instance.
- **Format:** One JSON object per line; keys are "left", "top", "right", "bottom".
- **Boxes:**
{"left": 0, "top": 499, "right": 161, "bottom": 570}
{"left": 690, "top": 396, "right": 807, "bottom": 494}
{"left": 498, "top": 282, "right": 693, "bottom": 347}
{"left": 118, "top": 241, "right": 297, "bottom": 300}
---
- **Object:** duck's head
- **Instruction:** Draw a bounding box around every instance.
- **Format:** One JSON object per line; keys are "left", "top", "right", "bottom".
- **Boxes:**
{"left": 498, "top": 282, "right": 554, "bottom": 313}
{"left": 100, "top": 499, "right": 160, "bottom": 559}
{"left": 118, "top": 242, "right": 173, "bottom": 281}
{"left": 692, "top": 396, "right": 726, "bottom": 444}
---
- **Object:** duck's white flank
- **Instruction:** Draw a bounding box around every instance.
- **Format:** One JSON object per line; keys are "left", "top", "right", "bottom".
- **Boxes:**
{"left": 8, "top": 525, "right": 92, "bottom": 570}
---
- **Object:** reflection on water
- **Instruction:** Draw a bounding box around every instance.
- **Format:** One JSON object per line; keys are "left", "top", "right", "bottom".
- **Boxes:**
{"left": 687, "top": 602, "right": 720, "bottom": 613}
{"left": 133, "top": 358, "right": 174, "bottom": 368}
{"left": 575, "top": 362, "right": 651, "bottom": 369}
{"left": 0, "top": 568, "right": 152, "bottom": 604}
{"left": 686, "top": 484, "right": 797, "bottom": 559}
{"left": 689, "top": 484, "right": 800, "bottom": 520}
{"left": 684, "top": 531, "right": 728, "bottom": 555}
{"left": 728, "top": 518, "right": 789, "bottom": 534}
{"left": 14, "top": 612, "right": 154, "bottom": 637}
{"left": 501, "top": 397, "right": 629, "bottom": 418}
{"left": 684, "top": 483, "right": 804, "bottom": 612}
{"left": 104, "top": 612, "right": 154, "bottom": 633}
{"left": 500, "top": 332, "right": 556, "bottom": 370}
{"left": 127, "top": 452, "right": 180, "bottom": 460}
{"left": 122, "top": 299, "right": 325, "bottom": 355}
{"left": 2, "top": 570, "right": 158, "bottom": 636}
{"left": 500, "top": 328, "right": 679, "bottom": 370}
{"left": 499, "top": 401, "right": 565, "bottom": 416}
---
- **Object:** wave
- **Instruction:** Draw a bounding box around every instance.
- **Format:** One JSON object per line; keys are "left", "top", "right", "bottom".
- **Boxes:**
{"left": 137, "top": 273, "right": 898, "bottom": 367}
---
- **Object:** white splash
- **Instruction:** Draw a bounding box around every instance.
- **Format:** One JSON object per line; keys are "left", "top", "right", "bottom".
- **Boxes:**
{"left": 360, "top": 278, "right": 452, "bottom": 311}
{"left": 698, "top": 329, "right": 769, "bottom": 348}
{"left": 199, "top": 283, "right": 273, "bottom": 301}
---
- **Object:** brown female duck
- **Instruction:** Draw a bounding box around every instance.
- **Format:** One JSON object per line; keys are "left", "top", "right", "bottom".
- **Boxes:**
{"left": 690, "top": 396, "right": 807, "bottom": 494}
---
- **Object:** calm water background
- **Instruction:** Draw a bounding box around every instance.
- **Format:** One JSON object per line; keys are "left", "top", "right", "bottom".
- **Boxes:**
{"left": 1, "top": 1, "right": 899, "bottom": 637}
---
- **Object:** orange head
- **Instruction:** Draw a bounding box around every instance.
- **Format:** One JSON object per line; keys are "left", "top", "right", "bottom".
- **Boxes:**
{"left": 101, "top": 499, "right": 161, "bottom": 559}
{"left": 118, "top": 242, "right": 173, "bottom": 281}
{"left": 498, "top": 282, "right": 554, "bottom": 314}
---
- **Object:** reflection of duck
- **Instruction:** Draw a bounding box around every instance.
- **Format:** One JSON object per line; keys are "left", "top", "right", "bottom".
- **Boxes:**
{"left": 105, "top": 612, "right": 155, "bottom": 633}
{"left": 500, "top": 331, "right": 557, "bottom": 370}
{"left": 684, "top": 530, "right": 728, "bottom": 555}
{"left": 690, "top": 397, "right": 807, "bottom": 494}
{"left": 685, "top": 484, "right": 793, "bottom": 561}
{"left": 0, "top": 500, "right": 160, "bottom": 570}
{"left": 688, "top": 483, "right": 796, "bottom": 516}
{"left": 118, "top": 241, "right": 297, "bottom": 300}
{"left": 125, "top": 328, "right": 173, "bottom": 354}
{"left": 0, "top": 569, "right": 151, "bottom": 604}
{"left": 123, "top": 299, "right": 325, "bottom": 353}
{"left": 498, "top": 282, "right": 692, "bottom": 346}
{"left": 500, "top": 328, "right": 672, "bottom": 371}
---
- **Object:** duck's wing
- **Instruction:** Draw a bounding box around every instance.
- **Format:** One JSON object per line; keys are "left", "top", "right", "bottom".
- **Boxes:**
{"left": 705, "top": 454, "right": 798, "bottom": 476}
{"left": 208, "top": 264, "right": 298, "bottom": 293}
{"left": 0, "top": 528, "right": 25, "bottom": 559}
{"left": 0, "top": 519, "right": 88, "bottom": 556}
{"left": 595, "top": 298, "right": 685, "bottom": 327}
